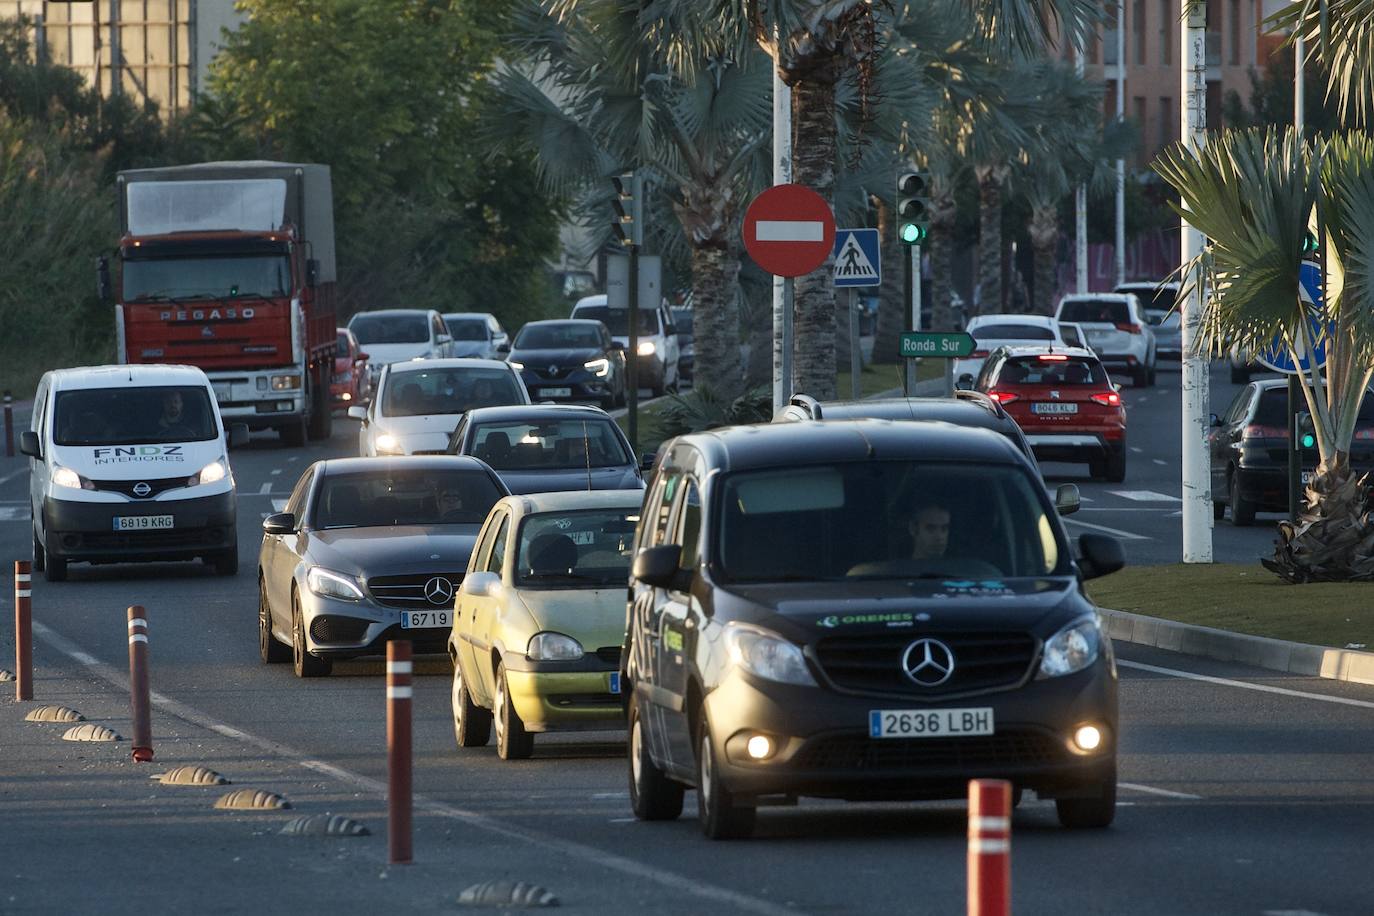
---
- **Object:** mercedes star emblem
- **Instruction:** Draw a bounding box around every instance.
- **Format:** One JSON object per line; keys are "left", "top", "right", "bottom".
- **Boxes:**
{"left": 901, "top": 638, "right": 956, "bottom": 687}
{"left": 132, "top": 481, "right": 152, "bottom": 497}
{"left": 423, "top": 576, "right": 454, "bottom": 606}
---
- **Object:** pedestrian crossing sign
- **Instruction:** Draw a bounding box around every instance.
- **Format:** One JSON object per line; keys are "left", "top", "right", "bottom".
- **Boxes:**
{"left": 832, "top": 228, "right": 881, "bottom": 288}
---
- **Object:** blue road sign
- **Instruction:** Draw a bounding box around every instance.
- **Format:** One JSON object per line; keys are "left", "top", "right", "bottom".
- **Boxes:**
{"left": 833, "top": 228, "right": 881, "bottom": 288}
{"left": 1255, "top": 262, "right": 1330, "bottom": 374}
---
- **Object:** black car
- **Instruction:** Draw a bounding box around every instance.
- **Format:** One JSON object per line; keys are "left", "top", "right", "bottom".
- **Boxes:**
{"left": 1209, "top": 380, "right": 1374, "bottom": 525}
{"left": 623, "top": 420, "right": 1123, "bottom": 839}
{"left": 508, "top": 319, "right": 627, "bottom": 409}
{"left": 447, "top": 404, "right": 648, "bottom": 495}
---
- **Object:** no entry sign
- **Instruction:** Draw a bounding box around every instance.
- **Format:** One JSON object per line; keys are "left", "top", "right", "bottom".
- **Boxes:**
{"left": 743, "top": 184, "right": 836, "bottom": 277}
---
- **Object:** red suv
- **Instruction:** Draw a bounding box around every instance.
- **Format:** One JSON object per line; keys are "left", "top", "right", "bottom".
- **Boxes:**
{"left": 975, "top": 345, "right": 1127, "bottom": 482}
{"left": 331, "top": 327, "right": 371, "bottom": 412}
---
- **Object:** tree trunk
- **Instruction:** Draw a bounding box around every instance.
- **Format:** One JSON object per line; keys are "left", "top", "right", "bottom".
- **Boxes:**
{"left": 928, "top": 177, "right": 958, "bottom": 331}
{"left": 873, "top": 197, "right": 905, "bottom": 363}
{"left": 688, "top": 244, "right": 743, "bottom": 401}
{"left": 790, "top": 74, "right": 838, "bottom": 400}
{"left": 1029, "top": 203, "right": 1059, "bottom": 317}
{"left": 976, "top": 169, "right": 1004, "bottom": 316}
{"left": 1262, "top": 456, "right": 1374, "bottom": 582}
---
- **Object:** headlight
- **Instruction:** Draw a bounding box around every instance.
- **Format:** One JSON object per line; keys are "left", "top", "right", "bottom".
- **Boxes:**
{"left": 271, "top": 374, "right": 302, "bottom": 391}
{"left": 724, "top": 623, "right": 816, "bottom": 686}
{"left": 190, "top": 459, "right": 227, "bottom": 486}
{"left": 637, "top": 341, "right": 656, "bottom": 356}
{"left": 305, "top": 567, "right": 364, "bottom": 602}
{"left": 51, "top": 466, "right": 91, "bottom": 490}
{"left": 375, "top": 433, "right": 401, "bottom": 454}
{"left": 508, "top": 360, "right": 525, "bottom": 371}
{"left": 527, "top": 631, "right": 584, "bottom": 661}
{"left": 1038, "top": 617, "right": 1102, "bottom": 678}
{"left": 583, "top": 357, "right": 610, "bottom": 377}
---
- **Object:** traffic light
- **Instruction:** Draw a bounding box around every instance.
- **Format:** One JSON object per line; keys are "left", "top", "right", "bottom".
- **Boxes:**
{"left": 610, "top": 172, "right": 642, "bottom": 248}
{"left": 1302, "top": 230, "right": 1319, "bottom": 256}
{"left": 896, "top": 171, "right": 930, "bottom": 245}
{"left": 1296, "top": 411, "right": 1316, "bottom": 449}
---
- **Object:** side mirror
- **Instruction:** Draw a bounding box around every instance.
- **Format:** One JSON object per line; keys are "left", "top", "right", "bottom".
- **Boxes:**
{"left": 640, "top": 451, "right": 657, "bottom": 472}
{"left": 262, "top": 512, "right": 296, "bottom": 535}
{"left": 1055, "top": 483, "right": 1081, "bottom": 516}
{"left": 96, "top": 256, "right": 112, "bottom": 302}
{"left": 228, "top": 423, "right": 250, "bottom": 449}
{"left": 462, "top": 571, "right": 502, "bottom": 599}
{"left": 1209, "top": 413, "right": 1222, "bottom": 427}
{"left": 497, "top": 341, "right": 511, "bottom": 354}
{"left": 1077, "top": 533, "right": 1125, "bottom": 580}
{"left": 347, "top": 405, "right": 368, "bottom": 421}
{"left": 633, "top": 544, "right": 691, "bottom": 591}
{"left": 356, "top": 352, "right": 370, "bottom": 362}
{"left": 437, "top": 333, "right": 453, "bottom": 344}
{"left": 609, "top": 341, "right": 625, "bottom": 351}
{"left": 19, "top": 430, "right": 41, "bottom": 460}
{"left": 955, "top": 374, "right": 975, "bottom": 391}
{"left": 306, "top": 259, "right": 320, "bottom": 288}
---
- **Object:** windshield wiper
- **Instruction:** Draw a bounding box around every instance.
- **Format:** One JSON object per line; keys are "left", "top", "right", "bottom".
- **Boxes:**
{"left": 521, "top": 571, "right": 599, "bottom": 583}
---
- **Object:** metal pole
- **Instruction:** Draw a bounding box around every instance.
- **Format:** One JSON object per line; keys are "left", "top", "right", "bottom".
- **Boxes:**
{"left": 3, "top": 391, "right": 13, "bottom": 457}
{"left": 627, "top": 245, "right": 639, "bottom": 453}
{"left": 1180, "top": 0, "right": 1213, "bottom": 562}
{"left": 906, "top": 243, "right": 922, "bottom": 391}
{"left": 127, "top": 605, "right": 153, "bottom": 762}
{"left": 1115, "top": 0, "right": 1126, "bottom": 288}
{"left": 967, "top": 779, "right": 1012, "bottom": 916}
{"left": 781, "top": 278, "right": 795, "bottom": 402}
{"left": 1074, "top": 45, "right": 1088, "bottom": 294}
{"left": 109, "top": 0, "right": 122, "bottom": 98}
{"left": 387, "top": 640, "right": 413, "bottom": 865}
{"left": 1290, "top": 18, "right": 1305, "bottom": 526}
{"left": 771, "top": 52, "right": 792, "bottom": 414}
{"left": 14, "top": 561, "right": 32, "bottom": 701}
{"left": 848, "top": 288, "right": 861, "bottom": 399}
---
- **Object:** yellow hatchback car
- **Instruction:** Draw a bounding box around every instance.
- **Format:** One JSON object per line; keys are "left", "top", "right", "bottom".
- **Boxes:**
{"left": 449, "top": 488, "right": 644, "bottom": 759}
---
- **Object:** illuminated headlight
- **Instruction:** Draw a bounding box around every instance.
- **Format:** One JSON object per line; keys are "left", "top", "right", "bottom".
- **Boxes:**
{"left": 527, "top": 631, "right": 583, "bottom": 661}
{"left": 637, "top": 341, "right": 656, "bottom": 356}
{"left": 305, "top": 567, "right": 364, "bottom": 601}
{"left": 271, "top": 374, "right": 302, "bottom": 391}
{"left": 375, "top": 433, "right": 402, "bottom": 454}
{"left": 746, "top": 735, "right": 774, "bottom": 759}
{"left": 1038, "top": 617, "right": 1102, "bottom": 678}
{"left": 51, "top": 466, "right": 92, "bottom": 490}
{"left": 190, "top": 459, "right": 227, "bottom": 486}
{"left": 583, "top": 357, "right": 610, "bottom": 377}
{"left": 724, "top": 623, "right": 816, "bottom": 686}
{"left": 1073, "top": 724, "right": 1103, "bottom": 752}
{"left": 508, "top": 360, "right": 525, "bottom": 371}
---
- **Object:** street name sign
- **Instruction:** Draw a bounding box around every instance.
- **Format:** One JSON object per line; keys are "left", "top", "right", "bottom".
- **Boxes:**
{"left": 900, "top": 332, "right": 975, "bottom": 358}
{"left": 1254, "top": 261, "right": 1330, "bottom": 374}
{"left": 832, "top": 228, "right": 881, "bottom": 288}
{"left": 743, "top": 184, "right": 835, "bottom": 277}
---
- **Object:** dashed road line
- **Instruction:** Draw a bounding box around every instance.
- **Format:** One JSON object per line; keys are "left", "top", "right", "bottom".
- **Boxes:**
{"left": 1118, "top": 782, "right": 1202, "bottom": 800}
{"left": 1152, "top": 458, "right": 1169, "bottom": 466}
{"left": 270, "top": 468, "right": 282, "bottom": 476}
{"left": 1109, "top": 490, "right": 1181, "bottom": 502}
{"left": 258, "top": 482, "right": 272, "bottom": 494}
{"left": 0, "top": 467, "right": 27, "bottom": 487}
{"left": 1063, "top": 517, "right": 1151, "bottom": 540}
{"left": 1129, "top": 446, "right": 1144, "bottom": 453}
{"left": 1120, "top": 660, "right": 1374, "bottom": 710}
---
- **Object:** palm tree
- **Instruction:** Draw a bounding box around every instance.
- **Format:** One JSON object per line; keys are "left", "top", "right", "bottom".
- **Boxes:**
{"left": 1271, "top": 0, "right": 1374, "bottom": 127}
{"left": 1155, "top": 127, "right": 1374, "bottom": 581}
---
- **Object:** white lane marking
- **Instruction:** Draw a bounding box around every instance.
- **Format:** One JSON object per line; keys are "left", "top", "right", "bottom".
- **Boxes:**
{"left": 287, "top": 456, "right": 300, "bottom": 462}
{"left": 1109, "top": 490, "right": 1181, "bottom": 502}
{"left": 593, "top": 791, "right": 629, "bottom": 799}
{"left": 1118, "top": 782, "right": 1202, "bottom": 800}
{"left": 755, "top": 220, "right": 824, "bottom": 242}
{"left": 1079, "top": 507, "right": 1174, "bottom": 513}
{"left": 1120, "top": 659, "right": 1374, "bottom": 710}
{"left": 1152, "top": 459, "right": 1169, "bottom": 466}
{"left": 1063, "top": 517, "right": 1151, "bottom": 540}
{"left": 258, "top": 482, "right": 272, "bottom": 494}
{"left": 1129, "top": 446, "right": 1144, "bottom": 453}
{"left": 1263, "top": 910, "right": 1331, "bottom": 916}
{"left": 0, "top": 467, "right": 27, "bottom": 487}
{"left": 0, "top": 506, "right": 26, "bottom": 522}
{"left": 272, "top": 499, "right": 287, "bottom": 512}
{"left": 29, "top": 622, "right": 797, "bottom": 916}
{"left": 270, "top": 468, "right": 282, "bottom": 476}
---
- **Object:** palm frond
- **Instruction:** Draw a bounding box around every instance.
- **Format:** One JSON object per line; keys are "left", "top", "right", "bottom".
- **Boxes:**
{"left": 1268, "top": 0, "right": 1374, "bottom": 128}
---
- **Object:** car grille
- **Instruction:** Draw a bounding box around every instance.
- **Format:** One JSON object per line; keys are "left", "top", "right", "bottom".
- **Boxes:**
{"left": 310, "top": 616, "right": 371, "bottom": 644}
{"left": 530, "top": 366, "right": 573, "bottom": 380}
{"left": 595, "top": 646, "right": 622, "bottom": 665}
{"left": 366, "top": 572, "right": 466, "bottom": 609}
{"left": 89, "top": 476, "right": 191, "bottom": 499}
{"left": 791, "top": 730, "right": 1065, "bottom": 772}
{"left": 813, "top": 631, "right": 1038, "bottom": 698}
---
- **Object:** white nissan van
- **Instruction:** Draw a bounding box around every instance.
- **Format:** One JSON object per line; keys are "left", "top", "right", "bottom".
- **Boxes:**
{"left": 20, "top": 365, "right": 249, "bottom": 582}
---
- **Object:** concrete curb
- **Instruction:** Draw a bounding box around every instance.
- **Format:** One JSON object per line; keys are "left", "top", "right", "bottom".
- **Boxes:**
{"left": 1099, "top": 607, "right": 1374, "bottom": 687}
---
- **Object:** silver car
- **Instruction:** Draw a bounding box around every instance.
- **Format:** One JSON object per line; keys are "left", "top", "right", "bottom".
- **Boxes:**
{"left": 258, "top": 456, "right": 509, "bottom": 677}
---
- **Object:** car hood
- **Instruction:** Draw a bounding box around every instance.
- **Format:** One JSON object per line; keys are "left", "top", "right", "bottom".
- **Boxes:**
{"left": 361, "top": 342, "right": 432, "bottom": 365}
{"left": 496, "top": 466, "right": 643, "bottom": 495}
{"left": 516, "top": 587, "right": 628, "bottom": 650}
{"left": 450, "top": 341, "right": 490, "bottom": 357}
{"left": 511, "top": 347, "right": 604, "bottom": 367}
{"left": 307, "top": 525, "right": 481, "bottom": 575}
{"left": 375, "top": 414, "right": 462, "bottom": 453}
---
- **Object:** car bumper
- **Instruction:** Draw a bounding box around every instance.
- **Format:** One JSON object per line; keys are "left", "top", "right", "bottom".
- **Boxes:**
{"left": 505, "top": 669, "right": 623, "bottom": 732}
{"left": 1022, "top": 432, "right": 1125, "bottom": 463}
{"left": 42, "top": 491, "right": 236, "bottom": 564}
{"left": 521, "top": 371, "right": 615, "bottom": 402}
{"left": 700, "top": 659, "right": 1117, "bottom": 803}
{"left": 295, "top": 589, "right": 452, "bottom": 658}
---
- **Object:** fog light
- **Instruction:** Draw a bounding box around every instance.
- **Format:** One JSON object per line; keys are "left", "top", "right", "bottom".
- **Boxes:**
{"left": 1073, "top": 725, "right": 1103, "bottom": 752}
{"left": 746, "top": 735, "right": 773, "bottom": 760}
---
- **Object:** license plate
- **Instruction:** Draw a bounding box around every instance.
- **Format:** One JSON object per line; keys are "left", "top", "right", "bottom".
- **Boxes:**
{"left": 212, "top": 383, "right": 231, "bottom": 402}
{"left": 113, "top": 515, "right": 174, "bottom": 531}
{"left": 1032, "top": 402, "right": 1078, "bottom": 415}
{"left": 401, "top": 610, "right": 452, "bottom": 629}
{"left": 540, "top": 387, "right": 572, "bottom": 398}
{"left": 868, "top": 707, "right": 994, "bottom": 739}
{"left": 609, "top": 672, "right": 621, "bottom": 695}
{"left": 570, "top": 530, "right": 595, "bottom": 545}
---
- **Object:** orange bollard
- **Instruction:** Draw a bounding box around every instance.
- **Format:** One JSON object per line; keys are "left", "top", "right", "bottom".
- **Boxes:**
{"left": 968, "top": 779, "right": 1012, "bottom": 916}
{"left": 387, "top": 640, "right": 413, "bottom": 864}
{"left": 127, "top": 605, "right": 153, "bottom": 762}
{"left": 14, "top": 560, "right": 32, "bottom": 701}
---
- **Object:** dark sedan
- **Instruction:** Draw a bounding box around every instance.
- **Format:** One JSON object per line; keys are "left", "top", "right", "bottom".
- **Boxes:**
{"left": 447, "top": 404, "right": 647, "bottom": 495}
{"left": 508, "top": 319, "right": 627, "bottom": 409}
{"left": 258, "top": 456, "right": 509, "bottom": 677}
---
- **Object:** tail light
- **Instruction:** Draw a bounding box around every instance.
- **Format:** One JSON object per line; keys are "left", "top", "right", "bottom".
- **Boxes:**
{"left": 1038, "top": 354, "right": 1069, "bottom": 361}
{"left": 970, "top": 349, "right": 990, "bottom": 358}
{"left": 1243, "top": 424, "right": 1286, "bottom": 439}
{"left": 1115, "top": 323, "right": 1142, "bottom": 334}
{"left": 1090, "top": 391, "right": 1122, "bottom": 407}
{"left": 1357, "top": 427, "right": 1374, "bottom": 441}
{"left": 987, "top": 391, "right": 1019, "bottom": 405}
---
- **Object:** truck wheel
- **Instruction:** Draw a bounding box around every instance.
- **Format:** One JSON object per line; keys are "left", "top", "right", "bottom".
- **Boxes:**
{"left": 1055, "top": 768, "right": 1117, "bottom": 829}
{"left": 308, "top": 369, "right": 332, "bottom": 440}
{"left": 281, "top": 417, "right": 307, "bottom": 448}
{"left": 696, "top": 717, "right": 755, "bottom": 839}
{"left": 628, "top": 694, "right": 684, "bottom": 821}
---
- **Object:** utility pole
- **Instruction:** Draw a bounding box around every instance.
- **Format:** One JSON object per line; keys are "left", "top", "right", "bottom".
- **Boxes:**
{"left": 1288, "top": 25, "right": 1305, "bottom": 524}
{"left": 1074, "top": 44, "right": 1088, "bottom": 293}
{"left": 1115, "top": 0, "right": 1126, "bottom": 288}
{"left": 771, "top": 51, "right": 792, "bottom": 414}
{"left": 1180, "top": 0, "right": 1213, "bottom": 562}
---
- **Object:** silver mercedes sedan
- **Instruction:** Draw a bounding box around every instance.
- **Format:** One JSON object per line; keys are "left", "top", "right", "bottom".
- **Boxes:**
{"left": 258, "top": 456, "right": 509, "bottom": 677}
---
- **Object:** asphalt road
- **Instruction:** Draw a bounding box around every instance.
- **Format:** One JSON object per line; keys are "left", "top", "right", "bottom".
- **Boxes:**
{"left": 2, "top": 377, "right": 1372, "bottom": 915}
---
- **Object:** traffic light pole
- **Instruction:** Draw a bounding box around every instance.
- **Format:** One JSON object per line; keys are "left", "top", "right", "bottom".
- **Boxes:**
{"left": 628, "top": 245, "right": 639, "bottom": 453}
{"left": 1288, "top": 374, "right": 1301, "bottom": 523}
{"left": 905, "top": 243, "right": 921, "bottom": 393}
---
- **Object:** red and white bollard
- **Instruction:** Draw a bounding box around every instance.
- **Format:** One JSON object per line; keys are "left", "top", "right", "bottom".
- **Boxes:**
{"left": 387, "top": 640, "right": 413, "bottom": 865}
{"left": 14, "top": 560, "right": 32, "bottom": 701}
{"left": 968, "top": 778, "right": 1012, "bottom": 916}
{"left": 127, "top": 605, "right": 153, "bottom": 762}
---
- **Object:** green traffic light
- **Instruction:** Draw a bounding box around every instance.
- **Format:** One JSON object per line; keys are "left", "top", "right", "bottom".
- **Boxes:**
{"left": 900, "top": 224, "right": 927, "bottom": 244}
{"left": 1301, "top": 433, "right": 1316, "bottom": 449}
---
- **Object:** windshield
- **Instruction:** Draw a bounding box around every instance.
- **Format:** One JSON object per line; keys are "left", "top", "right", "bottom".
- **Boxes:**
{"left": 350, "top": 313, "right": 429, "bottom": 345}
{"left": 123, "top": 255, "right": 290, "bottom": 300}
{"left": 1059, "top": 300, "right": 1130, "bottom": 325}
{"left": 571, "top": 305, "right": 658, "bottom": 336}
{"left": 470, "top": 420, "right": 630, "bottom": 470}
{"left": 514, "top": 323, "right": 603, "bottom": 350}
{"left": 336, "top": 332, "right": 351, "bottom": 352}
{"left": 1120, "top": 286, "right": 1176, "bottom": 311}
{"left": 382, "top": 367, "right": 523, "bottom": 416}
{"left": 54, "top": 386, "right": 218, "bottom": 446}
{"left": 993, "top": 356, "right": 1109, "bottom": 386}
{"left": 314, "top": 468, "right": 503, "bottom": 529}
{"left": 672, "top": 309, "right": 693, "bottom": 335}
{"left": 445, "top": 318, "right": 488, "bottom": 341}
{"left": 974, "top": 323, "right": 1055, "bottom": 342}
{"left": 515, "top": 508, "right": 637, "bottom": 587}
{"left": 716, "top": 461, "right": 1065, "bottom": 582}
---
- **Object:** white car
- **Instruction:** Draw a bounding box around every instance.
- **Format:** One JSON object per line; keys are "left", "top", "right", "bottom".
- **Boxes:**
{"left": 351, "top": 358, "right": 530, "bottom": 456}
{"left": 570, "top": 294, "right": 681, "bottom": 396}
{"left": 1055, "top": 293, "right": 1157, "bottom": 387}
{"left": 347, "top": 309, "right": 458, "bottom": 387}
{"left": 953, "top": 314, "right": 1067, "bottom": 384}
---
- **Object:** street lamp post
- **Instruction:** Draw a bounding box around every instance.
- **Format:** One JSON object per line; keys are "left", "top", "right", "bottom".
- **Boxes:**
{"left": 772, "top": 49, "right": 792, "bottom": 415}
{"left": 1115, "top": 0, "right": 1126, "bottom": 288}
{"left": 1074, "top": 44, "right": 1088, "bottom": 294}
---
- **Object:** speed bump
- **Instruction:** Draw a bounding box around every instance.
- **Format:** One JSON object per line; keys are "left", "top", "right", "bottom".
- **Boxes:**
{"left": 279, "top": 815, "right": 369, "bottom": 837}
{"left": 25, "top": 705, "right": 84, "bottom": 723}
{"left": 214, "top": 789, "right": 290, "bottom": 811}
{"left": 151, "top": 766, "right": 229, "bottom": 786}
{"left": 62, "top": 724, "right": 122, "bottom": 742}
{"left": 457, "top": 881, "right": 559, "bottom": 908}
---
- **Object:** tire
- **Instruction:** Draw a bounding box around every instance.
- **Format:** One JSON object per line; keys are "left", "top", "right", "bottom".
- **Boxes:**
{"left": 494, "top": 662, "right": 533, "bottom": 759}
{"left": 628, "top": 694, "right": 684, "bottom": 821}
{"left": 1147, "top": 364, "right": 1157, "bottom": 386}
{"left": 1132, "top": 365, "right": 1149, "bottom": 388}
{"left": 452, "top": 659, "right": 492, "bottom": 748}
{"left": 44, "top": 547, "right": 68, "bottom": 583}
{"left": 1213, "top": 501, "right": 1226, "bottom": 521}
{"left": 1103, "top": 451, "right": 1127, "bottom": 483}
{"left": 211, "top": 543, "right": 238, "bottom": 576}
{"left": 695, "top": 718, "right": 755, "bottom": 839}
{"left": 281, "top": 417, "right": 307, "bottom": 448}
{"left": 308, "top": 370, "right": 332, "bottom": 440}
{"left": 259, "top": 577, "right": 290, "bottom": 664}
{"left": 1229, "top": 471, "right": 1256, "bottom": 526}
{"left": 1055, "top": 770, "right": 1117, "bottom": 829}
{"left": 291, "top": 590, "right": 332, "bottom": 678}
{"left": 32, "top": 526, "right": 46, "bottom": 573}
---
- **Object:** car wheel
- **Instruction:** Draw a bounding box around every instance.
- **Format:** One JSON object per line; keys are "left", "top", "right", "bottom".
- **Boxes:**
{"left": 493, "top": 662, "right": 533, "bottom": 760}
{"left": 1055, "top": 769, "right": 1117, "bottom": 829}
{"left": 1132, "top": 365, "right": 1149, "bottom": 388}
{"left": 32, "top": 526, "right": 46, "bottom": 573}
{"left": 44, "top": 546, "right": 67, "bottom": 583}
{"left": 211, "top": 543, "right": 238, "bottom": 576}
{"left": 627, "top": 694, "right": 684, "bottom": 821}
{"left": 451, "top": 660, "right": 492, "bottom": 748}
{"left": 1103, "top": 451, "right": 1127, "bottom": 483}
{"left": 1147, "top": 364, "right": 1157, "bottom": 386}
{"left": 696, "top": 717, "right": 755, "bottom": 839}
{"left": 1229, "top": 471, "right": 1256, "bottom": 526}
{"left": 259, "top": 577, "right": 290, "bottom": 664}
{"left": 1213, "top": 500, "right": 1226, "bottom": 520}
{"left": 291, "top": 590, "right": 332, "bottom": 678}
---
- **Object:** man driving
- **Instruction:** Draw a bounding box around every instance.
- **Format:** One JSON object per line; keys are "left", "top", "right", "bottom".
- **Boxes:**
{"left": 156, "top": 390, "right": 187, "bottom": 433}
{"left": 909, "top": 500, "right": 951, "bottom": 560}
